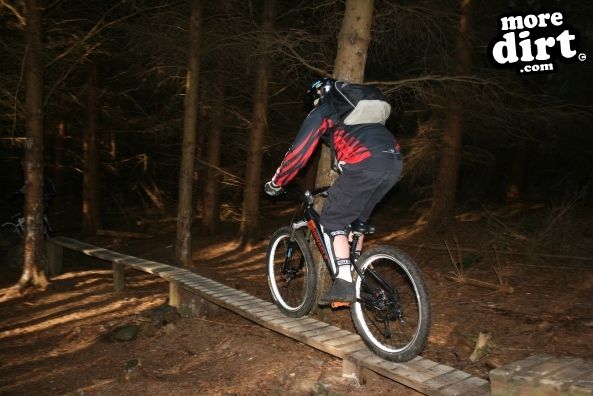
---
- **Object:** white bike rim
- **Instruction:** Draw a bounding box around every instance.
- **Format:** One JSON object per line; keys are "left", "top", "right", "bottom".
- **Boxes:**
{"left": 354, "top": 254, "right": 423, "bottom": 353}
{"left": 268, "top": 234, "right": 306, "bottom": 312}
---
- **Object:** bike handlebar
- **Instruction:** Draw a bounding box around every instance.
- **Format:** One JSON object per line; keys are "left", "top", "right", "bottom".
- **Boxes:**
{"left": 269, "top": 185, "right": 330, "bottom": 203}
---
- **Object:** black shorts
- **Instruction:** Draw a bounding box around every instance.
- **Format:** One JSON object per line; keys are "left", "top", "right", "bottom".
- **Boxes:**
{"left": 320, "top": 152, "right": 402, "bottom": 231}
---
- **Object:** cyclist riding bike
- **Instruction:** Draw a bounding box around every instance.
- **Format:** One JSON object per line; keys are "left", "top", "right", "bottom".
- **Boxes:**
{"left": 264, "top": 77, "right": 402, "bottom": 305}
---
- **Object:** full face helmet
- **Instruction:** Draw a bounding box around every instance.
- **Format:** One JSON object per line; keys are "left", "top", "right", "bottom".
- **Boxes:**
{"left": 304, "top": 77, "right": 335, "bottom": 112}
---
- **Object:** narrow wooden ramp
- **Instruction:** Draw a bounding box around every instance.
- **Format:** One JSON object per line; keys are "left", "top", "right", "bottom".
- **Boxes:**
{"left": 49, "top": 236, "right": 490, "bottom": 396}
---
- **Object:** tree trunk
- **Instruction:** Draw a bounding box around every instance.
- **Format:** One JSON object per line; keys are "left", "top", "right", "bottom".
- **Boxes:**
{"left": 202, "top": 73, "right": 224, "bottom": 235}
{"left": 314, "top": 0, "right": 375, "bottom": 311}
{"left": 53, "top": 121, "right": 66, "bottom": 216}
{"left": 82, "top": 63, "right": 101, "bottom": 234}
{"left": 240, "top": 0, "right": 276, "bottom": 248}
{"left": 175, "top": 0, "right": 201, "bottom": 267}
{"left": 18, "top": 0, "right": 48, "bottom": 291}
{"left": 427, "top": 0, "right": 473, "bottom": 231}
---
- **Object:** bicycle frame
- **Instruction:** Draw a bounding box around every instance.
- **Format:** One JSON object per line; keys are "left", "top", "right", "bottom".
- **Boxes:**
{"left": 288, "top": 187, "right": 400, "bottom": 300}
{"left": 290, "top": 188, "right": 336, "bottom": 278}
{"left": 288, "top": 187, "right": 363, "bottom": 280}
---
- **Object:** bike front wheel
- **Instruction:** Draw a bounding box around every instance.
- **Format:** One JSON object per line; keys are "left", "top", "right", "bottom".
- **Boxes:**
{"left": 351, "top": 245, "right": 431, "bottom": 362}
{"left": 266, "top": 226, "right": 317, "bottom": 317}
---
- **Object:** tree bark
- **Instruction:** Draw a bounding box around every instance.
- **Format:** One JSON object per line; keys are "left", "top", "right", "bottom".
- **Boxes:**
{"left": 175, "top": 0, "right": 202, "bottom": 267}
{"left": 82, "top": 63, "right": 102, "bottom": 234}
{"left": 53, "top": 121, "right": 66, "bottom": 216}
{"left": 240, "top": 0, "right": 276, "bottom": 248}
{"left": 314, "top": 0, "right": 375, "bottom": 311}
{"left": 18, "top": 0, "right": 48, "bottom": 291}
{"left": 427, "top": 0, "right": 473, "bottom": 231}
{"left": 202, "top": 73, "right": 223, "bottom": 235}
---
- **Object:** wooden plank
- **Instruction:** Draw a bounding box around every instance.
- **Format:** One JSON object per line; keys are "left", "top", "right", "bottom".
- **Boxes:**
{"left": 222, "top": 295, "right": 263, "bottom": 312}
{"left": 301, "top": 325, "right": 342, "bottom": 338}
{"left": 202, "top": 287, "right": 235, "bottom": 296}
{"left": 490, "top": 354, "right": 554, "bottom": 383}
{"left": 359, "top": 353, "right": 384, "bottom": 367}
{"left": 423, "top": 369, "right": 472, "bottom": 390}
{"left": 218, "top": 296, "right": 253, "bottom": 306}
{"left": 288, "top": 321, "right": 329, "bottom": 334}
{"left": 541, "top": 360, "right": 593, "bottom": 392}
{"left": 163, "top": 274, "right": 190, "bottom": 283}
{"left": 159, "top": 269, "right": 191, "bottom": 278}
{"left": 92, "top": 250, "right": 130, "bottom": 262}
{"left": 337, "top": 340, "right": 367, "bottom": 355}
{"left": 280, "top": 317, "right": 318, "bottom": 330}
{"left": 440, "top": 376, "right": 490, "bottom": 396}
{"left": 253, "top": 312, "right": 285, "bottom": 322}
{"left": 201, "top": 283, "right": 231, "bottom": 293}
{"left": 210, "top": 287, "right": 237, "bottom": 297}
{"left": 241, "top": 306, "right": 270, "bottom": 320}
{"left": 349, "top": 349, "right": 376, "bottom": 363}
{"left": 235, "top": 297, "right": 266, "bottom": 309}
{"left": 386, "top": 358, "right": 457, "bottom": 386}
{"left": 513, "top": 356, "right": 583, "bottom": 386}
{"left": 118, "top": 257, "right": 153, "bottom": 266}
{"left": 219, "top": 294, "right": 259, "bottom": 305}
{"left": 272, "top": 317, "right": 312, "bottom": 329}
{"left": 269, "top": 316, "right": 301, "bottom": 326}
{"left": 311, "top": 329, "right": 351, "bottom": 343}
{"left": 365, "top": 360, "right": 432, "bottom": 394}
{"left": 310, "top": 332, "right": 363, "bottom": 358}
{"left": 324, "top": 334, "right": 361, "bottom": 347}
{"left": 569, "top": 368, "right": 593, "bottom": 395}
{"left": 127, "top": 262, "right": 170, "bottom": 274}
{"left": 227, "top": 291, "right": 254, "bottom": 300}
{"left": 194, "top": 278, "right": 222, "bottom": 287}
{"left": 237, "top": 301, "right": 270, "bottom": 311}
{"left": 186, "top": 281, "right": 215, "bottom": 290}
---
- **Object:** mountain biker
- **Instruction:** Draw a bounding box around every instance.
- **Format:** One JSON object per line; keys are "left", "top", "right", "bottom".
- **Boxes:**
{"left": 9, "top": 178, "right": 56, "bottom": 209}
{"left": 264, "top": 77, "right": 403, "bottom": 305}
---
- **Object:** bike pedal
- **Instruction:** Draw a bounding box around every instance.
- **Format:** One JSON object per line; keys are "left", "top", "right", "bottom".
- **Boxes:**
{"left": 330, "top": 301, "right": 351, "bottom": 309}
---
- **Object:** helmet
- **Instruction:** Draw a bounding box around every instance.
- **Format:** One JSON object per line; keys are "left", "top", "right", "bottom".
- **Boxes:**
{"left": 304, "top": 77, "right": 335, "bottom": 112}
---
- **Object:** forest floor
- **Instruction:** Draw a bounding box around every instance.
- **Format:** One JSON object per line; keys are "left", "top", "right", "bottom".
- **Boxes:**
{"left": 1, "top": 198, "right": 593, "bottom": 395}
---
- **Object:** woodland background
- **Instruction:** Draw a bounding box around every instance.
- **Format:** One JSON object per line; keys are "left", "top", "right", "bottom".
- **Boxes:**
{"left": 1, "top": 0, "right": 592, "bottom": 289}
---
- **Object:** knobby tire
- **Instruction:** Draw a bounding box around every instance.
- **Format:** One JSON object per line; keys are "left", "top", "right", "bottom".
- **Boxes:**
{"left": 351, "top": 245, "right": 431, "bottom": 362}
{"left": 266, "top": 226, "right": 317, "bottom": 317}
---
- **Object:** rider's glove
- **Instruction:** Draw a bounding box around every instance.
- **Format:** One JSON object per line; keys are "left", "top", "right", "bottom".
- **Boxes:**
{"left": 264, "top": 180, "right": 284, "bottom": 197}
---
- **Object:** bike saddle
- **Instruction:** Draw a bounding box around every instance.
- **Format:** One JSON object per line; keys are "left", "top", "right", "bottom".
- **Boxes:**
{"left": 351, "top": 219, "right": 375, "bottom": 235}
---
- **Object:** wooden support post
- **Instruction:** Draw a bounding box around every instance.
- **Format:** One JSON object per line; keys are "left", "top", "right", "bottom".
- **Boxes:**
{"left": 169, "top": 281, "right": 219, "bottom": 317}
{"left": 113, "top": 262, "right": 125, "bottom": 291}
{"left": 343, "top": 358, "right": 366, "bottom": 385}
{"left": 45, "top": 240, "right": 63, "bottom": 276}
{"left": 169, "top": 281, "right": 182, "bottom": 308}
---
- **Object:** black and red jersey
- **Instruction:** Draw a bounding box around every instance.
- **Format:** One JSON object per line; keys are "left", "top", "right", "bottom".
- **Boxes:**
{"left": 271, "top": 102, "right": 397, "bottom": 187}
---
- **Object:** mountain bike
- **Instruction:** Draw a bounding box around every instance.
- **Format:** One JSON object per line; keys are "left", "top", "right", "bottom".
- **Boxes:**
{"left": 266, "top": 186, "right": 431, "bottom": 362}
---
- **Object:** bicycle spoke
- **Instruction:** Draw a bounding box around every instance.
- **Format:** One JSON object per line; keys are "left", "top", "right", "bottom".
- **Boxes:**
{"left": 267, "top": 227, "right": 317, "bottom": 317}
{"left": 351, "top": 247, "right": 431, "bottom": 362}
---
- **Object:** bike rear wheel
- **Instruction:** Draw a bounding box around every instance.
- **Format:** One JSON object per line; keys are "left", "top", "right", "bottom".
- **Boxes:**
{"left": 351, "top": 245, "right": 431, "bottom": 362}
{"left": 266, "top": 226, "right": 317, "bottom": 317}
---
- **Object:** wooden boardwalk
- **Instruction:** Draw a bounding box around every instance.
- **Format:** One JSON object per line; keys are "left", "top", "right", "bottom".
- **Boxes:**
{"left": 47, "top": 236, "right": 490, "bottom": 396}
